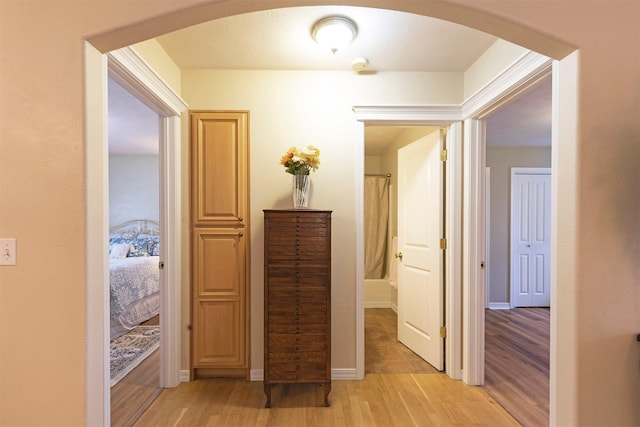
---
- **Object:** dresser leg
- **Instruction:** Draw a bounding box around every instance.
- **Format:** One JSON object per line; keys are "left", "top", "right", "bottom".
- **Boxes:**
{"left": 264, "top": 384, "right": 272, "bottom": 408}
{"left": 323, "top": 383, "right": 331, "bottom": 407}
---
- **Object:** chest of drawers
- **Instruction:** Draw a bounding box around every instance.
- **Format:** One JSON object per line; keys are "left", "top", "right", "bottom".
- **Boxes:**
{"left": 263, "top": 209, "right": 332, "bottom": 408}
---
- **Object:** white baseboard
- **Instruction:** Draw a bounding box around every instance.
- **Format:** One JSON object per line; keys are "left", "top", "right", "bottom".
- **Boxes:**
{"left": 488, "top": 302, "right": 511, "bottom": 310}
{"left": 179, "top": 370, "right": 190, "bottom": 382}
{"left": 364, "top": 301, "right": 392, "bottom": 309}
{"left": 250, "top": 368, "right": 358, "bottom": 381}
{"left": 331, "top": 368, "right": 358, "bottom": 380}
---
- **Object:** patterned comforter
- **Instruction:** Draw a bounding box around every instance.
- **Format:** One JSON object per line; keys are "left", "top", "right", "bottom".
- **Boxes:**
{"left": 110, "top": 256, "right": 160, "bottom": 340}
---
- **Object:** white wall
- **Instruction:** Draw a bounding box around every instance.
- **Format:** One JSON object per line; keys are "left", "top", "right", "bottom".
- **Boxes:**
{"left": 132, "top": 40, "right": 182, "bottom": 93}
{"left": 180, "top": 69, "right": 461, "bottom": 372}
{"left": 109, "top": 155, "right": 159, "bottom": 225}
{"left": 364, "top": 155, "right": 381, "bottom": 174}
{"left": 486, "top": 146, "right": 551, "bottom": 304}
{"left": 464, "top": 39, "right": 530, "bottom": 99}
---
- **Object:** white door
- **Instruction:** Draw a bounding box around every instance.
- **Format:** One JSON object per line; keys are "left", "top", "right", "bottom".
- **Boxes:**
{"left": 397, "top": 131, "right": 444, "bottom": 370}
{"left": 510, "top": 168, "right": 551, "bottom": 307}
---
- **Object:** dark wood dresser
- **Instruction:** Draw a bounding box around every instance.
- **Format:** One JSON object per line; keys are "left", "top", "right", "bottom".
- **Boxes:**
{"left": 263, "top": 209, "right": 332, "bottom": 408}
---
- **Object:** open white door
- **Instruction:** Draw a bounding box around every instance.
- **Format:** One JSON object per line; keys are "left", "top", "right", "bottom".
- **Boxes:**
{"left": 510, "top": 168, "right": 551, "bottom": 307}
{"left": 397, "top": 131, "right": 444, "bottom": 370}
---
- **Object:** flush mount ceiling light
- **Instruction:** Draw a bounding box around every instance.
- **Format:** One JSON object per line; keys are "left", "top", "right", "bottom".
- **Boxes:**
{"left": 311, "top": 16, "right": 358, "bottom": 54}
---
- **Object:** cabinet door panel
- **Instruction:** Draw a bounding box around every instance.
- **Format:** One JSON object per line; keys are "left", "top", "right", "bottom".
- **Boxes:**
{"left": 194, "top": 229, "right": 245, "bottom": 296}
{"left": 193, "top": 301, "right": 245, "bottom": 366}
{"left": 192, "top": 229, "right": 247, "bottom": 369}
{"left": 191, "top": 111, "right": 248, "bottom": 225}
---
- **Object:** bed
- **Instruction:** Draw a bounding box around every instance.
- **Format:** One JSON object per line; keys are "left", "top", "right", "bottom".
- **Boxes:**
{"left": 109, "top": 219, "right": 160, "bottom": 340}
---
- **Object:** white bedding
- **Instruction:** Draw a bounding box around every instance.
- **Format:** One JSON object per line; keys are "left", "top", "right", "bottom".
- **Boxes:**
{"left": 110, "top": 255, "right": 160, "bottom": 340}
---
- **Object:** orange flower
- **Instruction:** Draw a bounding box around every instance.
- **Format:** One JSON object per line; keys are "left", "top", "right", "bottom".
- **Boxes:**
{"left": 280, "top": 145, "right": 320, "bottom": 175}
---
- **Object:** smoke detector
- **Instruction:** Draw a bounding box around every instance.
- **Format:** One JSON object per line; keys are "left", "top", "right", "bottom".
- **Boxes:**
{"left": 351, "top": 57, "right": 369, "bottom": 71}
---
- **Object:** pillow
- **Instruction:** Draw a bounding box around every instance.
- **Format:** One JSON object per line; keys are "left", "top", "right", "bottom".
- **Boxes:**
{"left": 131, "top": 235, "right": 160, "bottom": 256}
{"left": 109, "top": 242, "right": 131, "bottom": 259}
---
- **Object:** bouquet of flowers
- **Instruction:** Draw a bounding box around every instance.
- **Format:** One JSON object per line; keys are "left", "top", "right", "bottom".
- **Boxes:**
{"left": 279, "top": 145, "right": 320, "bottom": 175}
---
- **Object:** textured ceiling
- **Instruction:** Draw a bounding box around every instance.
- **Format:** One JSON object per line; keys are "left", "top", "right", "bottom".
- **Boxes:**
{"left": 155, "top": 6, "right": 497, "bottom": 72}
{"left": 486, "top": 75, "right": 552, "bottom": 147}
{"left": 108, "top": 6, "right": 550, "bottom": 156}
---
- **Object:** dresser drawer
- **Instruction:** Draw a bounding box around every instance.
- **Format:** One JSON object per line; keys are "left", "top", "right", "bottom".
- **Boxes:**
{"left": 267, "top": 299, "right": 327, "bottom": 316}
{"left": 269, "top": 322, "right": 327, "bottom": 334}
{"left": 268, "top": 333, "right": 327, "bottom": 352}
{"left": 266, "top": 245, "right": 329, "bottom": 261}
{"left": 268, "top": 287, "right": 327, "bottom": 301}
{"left": 267, "top": 366, "right": 326, "bottom": 382}
{"left": 268, "top": 351, "right": 326, "bottom": 364}
{"left": 268, "top": 361, "right": 327, "bottom": 381}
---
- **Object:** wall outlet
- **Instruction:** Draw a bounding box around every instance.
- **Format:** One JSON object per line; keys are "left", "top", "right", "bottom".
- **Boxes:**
{"left": 0, "top": 238, "right": 17, "bottom": 265}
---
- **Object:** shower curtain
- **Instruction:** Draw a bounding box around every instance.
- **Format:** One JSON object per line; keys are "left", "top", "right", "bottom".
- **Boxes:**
{"left": 364, "top": 176, "right": 390, "bottom": 279}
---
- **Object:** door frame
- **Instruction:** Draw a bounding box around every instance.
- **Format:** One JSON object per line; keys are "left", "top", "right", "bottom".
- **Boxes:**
{"left": 509, "top": 167, "right": 552, "bottom": 308}
{"left": 86, "top": 45, "right": 187, "bottom": 425}
{"left": 353, "top": 115, "right": 463, "bottom": 380}
{"left": 353, "top": 50, "right": 553, "bottom": 384}
{"left": 485, "top": 167, "right": 491, "bottom": 309}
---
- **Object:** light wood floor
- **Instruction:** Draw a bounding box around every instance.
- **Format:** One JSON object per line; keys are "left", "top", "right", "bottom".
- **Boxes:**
{"left": 365, "top": 308, "right": 438, "bottom": 374}
{"left": 134, "top": 309, "right": 520, "bottom": 426}
{"left": 484, "top": 307, "right": 550, "bottom": 427}
{"left": 111, "top": 316, "right": 160, "bottom": 427}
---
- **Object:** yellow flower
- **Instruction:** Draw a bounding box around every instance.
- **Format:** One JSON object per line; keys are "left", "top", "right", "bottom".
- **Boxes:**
{"left": 280, "top": 145, "right": 320, "bottom": 175}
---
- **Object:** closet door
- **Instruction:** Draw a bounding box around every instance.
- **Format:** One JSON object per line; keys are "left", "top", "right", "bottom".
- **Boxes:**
{"left": 190, "top": 111, "right": 250, "bottom": 378}
{"left": 191, "top": 111, "right": 248, "bottom": 226}
{"left": 192, "top": 228, "right": 246, "bottom": 371}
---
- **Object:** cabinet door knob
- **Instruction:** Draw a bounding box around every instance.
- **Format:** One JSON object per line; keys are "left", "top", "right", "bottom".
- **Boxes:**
{"left": 395, "top": 252, "right": 403, "bottom": 260}
{"left": 238, "top": 216, "right": 244, "bottom": 222}
{"left": 238, "top": 231, "right": 244, "bottom": 237}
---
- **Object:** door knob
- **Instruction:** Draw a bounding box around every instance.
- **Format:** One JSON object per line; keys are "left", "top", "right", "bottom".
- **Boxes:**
{"left": 395, "top": 252, "right": 403, "bottom": 260}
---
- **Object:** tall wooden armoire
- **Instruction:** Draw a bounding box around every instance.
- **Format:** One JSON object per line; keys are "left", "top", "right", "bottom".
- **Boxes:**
{"left": 190, "top": 111, "right": 250, "bottom": 378}
{"left": 263, "top": 209, "right": 332, "bottom": 407}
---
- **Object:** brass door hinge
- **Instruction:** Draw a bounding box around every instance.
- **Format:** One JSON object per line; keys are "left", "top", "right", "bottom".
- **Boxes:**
{"left": 440, "top": 326, "right": 447, "bottom": 338}
{"left": 159, "top": 261, "right": 165, "bottom": 270}
{"left": 440, "top": 238, "right": 447, "bottom": 250}
{"left": 440, "top": 149, "right": 448, "bottom": 162}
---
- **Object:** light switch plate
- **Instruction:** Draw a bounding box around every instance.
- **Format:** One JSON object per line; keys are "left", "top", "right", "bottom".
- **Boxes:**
{"left": 0, "top": 238, "right": 17, "bottom": 265}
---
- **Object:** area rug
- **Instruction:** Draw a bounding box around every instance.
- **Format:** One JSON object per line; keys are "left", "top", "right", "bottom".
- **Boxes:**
{"left": 110, "top": 325, "right": 160, "bottom": 386}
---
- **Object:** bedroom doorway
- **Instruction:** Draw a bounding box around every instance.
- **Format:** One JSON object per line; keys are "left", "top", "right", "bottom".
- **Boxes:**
{"left": 107, "top": 76, "right": 162, "bottom": 426}
{"left": 95, "top": 48, "right": 186, "bottom": 426}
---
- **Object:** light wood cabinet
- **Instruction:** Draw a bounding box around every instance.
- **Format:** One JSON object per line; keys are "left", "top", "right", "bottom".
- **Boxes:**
{"left": 190, "top": 111, "right": 249, "bottom": 378}
{"left": 263, "top": 209, "right": 332, "bottom": 408}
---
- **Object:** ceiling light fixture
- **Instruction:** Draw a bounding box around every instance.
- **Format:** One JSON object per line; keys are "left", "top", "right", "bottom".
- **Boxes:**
{"left": 311, "top": 16, "right": 358, "bottom": 54}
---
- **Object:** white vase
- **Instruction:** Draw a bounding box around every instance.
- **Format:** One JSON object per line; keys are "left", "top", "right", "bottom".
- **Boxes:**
{"left": 292, "top": 174, "right": 310, "bottom": 208}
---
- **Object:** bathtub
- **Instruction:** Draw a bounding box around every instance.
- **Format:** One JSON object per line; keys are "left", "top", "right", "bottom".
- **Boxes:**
{"left": 364, "top": 236, "right": 398, "bottom": 310}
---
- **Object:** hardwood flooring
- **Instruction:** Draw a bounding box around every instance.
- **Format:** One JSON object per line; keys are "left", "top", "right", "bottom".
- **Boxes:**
{"left": 135, "top": 309, "right": 519, "bottom": 426}
{"left": 111, "top": 315, "right": 160, "bottom": 427}
{"left": 484, "top": 308, "right": 550, "bottom": 427}
{"left": 365, "top": 308, "right": 438, "bottom": 374}
{"left": 135, "top": 373, "right": 519, "bottom": 426}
